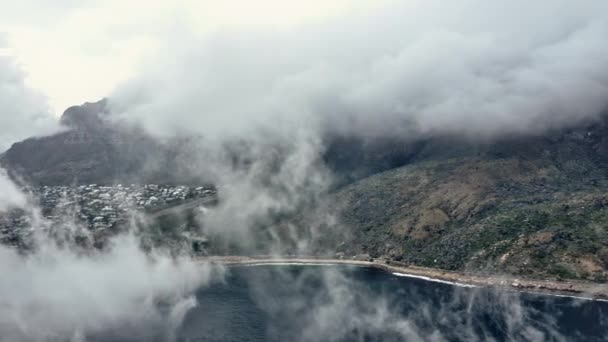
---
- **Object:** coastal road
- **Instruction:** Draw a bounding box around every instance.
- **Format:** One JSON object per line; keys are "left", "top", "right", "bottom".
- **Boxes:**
{"left": 146, "top": 195, "right": 218, "bottom": 219}
{"left": 197, "top": 256, "right": 608, "bottom": 301}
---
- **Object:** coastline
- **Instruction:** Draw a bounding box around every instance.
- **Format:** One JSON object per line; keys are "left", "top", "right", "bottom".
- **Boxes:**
{"left": 200, "top": 256, "right": 608, "bottom": 301}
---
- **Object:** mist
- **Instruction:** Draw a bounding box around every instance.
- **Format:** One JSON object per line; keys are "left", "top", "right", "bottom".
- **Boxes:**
{"left": 105, "top": 0, "right": 608, "bottom": 255}
{"left": 0, "top": 183, "right": 224, "bottom": 341}
{"left": 0, "top": 234, "right": 218, "bottom": 341}
{"left": 0, "top": 54, "right": 60, "bottom": 152}
{"left": 220, "top": 264, "right": 586, "bottom": 342}
{"left": 1, "top": 1, "right": 608, "bottom": 340}
{"left": 0, "top": 169, "right": 26, "bottom": 210}
{"left": 110, "top": 0, "right": 608, "bottom": 140}
{"left": 0, "top": 169, "right": 225, "bottom": 341}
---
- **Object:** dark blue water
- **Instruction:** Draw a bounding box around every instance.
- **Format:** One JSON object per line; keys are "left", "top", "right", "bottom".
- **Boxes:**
{"left": 97, "top": 265, "right": 608, "bottom": 341}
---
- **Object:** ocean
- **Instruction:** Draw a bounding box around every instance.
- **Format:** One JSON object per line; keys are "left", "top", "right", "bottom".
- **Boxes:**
{"left": 92, "top": 265, "right": 608, "bottom": 341}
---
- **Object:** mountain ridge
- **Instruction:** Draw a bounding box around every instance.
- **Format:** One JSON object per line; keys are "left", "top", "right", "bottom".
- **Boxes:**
{"left": 3, "top": 100, "right": 608, "bottom": 281}
{"left": 0, "top": 100, "right": 210, "bottom": 185}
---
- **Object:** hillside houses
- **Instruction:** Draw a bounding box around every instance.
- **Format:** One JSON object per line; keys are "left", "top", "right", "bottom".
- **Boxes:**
{"left": 0, "top": 184, "right": 216, "bottom": 248}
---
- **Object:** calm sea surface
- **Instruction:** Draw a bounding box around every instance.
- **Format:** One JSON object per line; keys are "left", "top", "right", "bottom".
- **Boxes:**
{"left": 94, "top": 265, "right": 608, "bottom": 341}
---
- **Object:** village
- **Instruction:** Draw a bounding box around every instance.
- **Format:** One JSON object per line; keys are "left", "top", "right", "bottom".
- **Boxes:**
{"left": 0, "top": 184, "right": 216, "bottom": 248}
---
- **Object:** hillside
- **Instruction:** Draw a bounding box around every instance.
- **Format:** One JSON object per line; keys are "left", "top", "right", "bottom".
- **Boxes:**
{"left": 3, "top": 99, "right": 608, "bottom": 282}
{"left": 0, "top": 100, "right": 418, "bottom": 186}
{"left": 0, "top": 100, "right": 210, "bottom": 185}
{"left": 335, "top": 119, "right": 608, "bottom": 282}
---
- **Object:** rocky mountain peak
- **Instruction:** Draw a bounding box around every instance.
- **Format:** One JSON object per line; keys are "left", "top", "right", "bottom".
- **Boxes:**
{"left": 59, "top": 99, "right": 109, "bottom": 131}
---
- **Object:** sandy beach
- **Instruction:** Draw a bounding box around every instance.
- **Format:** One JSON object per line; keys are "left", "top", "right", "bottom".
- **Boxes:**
{"left": 200, "top": 256, "right": 608, "bottom": 301}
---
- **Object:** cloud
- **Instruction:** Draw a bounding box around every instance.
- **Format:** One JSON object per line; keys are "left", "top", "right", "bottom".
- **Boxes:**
{"left": 0, "top": 55, "right": 59, "bottom": 152}
{"left": 109, "top": 0, "right": 608, "bottom": 140}
{"left": 0, "top": 28, "right": 218, "bottom": 338}
{"left": 103, "top": 0, "right": 608, "bottom": 253}
{"left": 1, "top": 0, "right": 390, "bottom": 114}
{"left": 0, "top": 161, "right": 223, "bottom": 341}
{"left": 0, "top": 169, "right": 26, "bottom": 210}
{"left": 0, "top": 1, "right": 93, "bottom": 27}
{"left": 0, "top": 176, "right": 223, "bottom": 340}
{"left": 242, "top": 265, "right": 571, "bottom": 342}
{"left": 0, "top": 234, "right": 219, "bottom": 341}
{"left": 1, "top": 1, "right": 606, "bottom": 338}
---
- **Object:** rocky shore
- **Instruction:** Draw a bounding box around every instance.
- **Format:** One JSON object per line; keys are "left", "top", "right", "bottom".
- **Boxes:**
{"left": 202, "top": 256, "right": 608, "bottom": 301}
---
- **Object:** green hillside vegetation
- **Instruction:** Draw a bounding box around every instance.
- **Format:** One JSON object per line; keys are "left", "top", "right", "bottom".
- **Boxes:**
{"left": 336, "top": 154, "right": 608, "bottom": 282}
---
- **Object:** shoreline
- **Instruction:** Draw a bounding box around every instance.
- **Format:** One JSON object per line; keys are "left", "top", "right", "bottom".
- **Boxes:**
{"left": 200, "top": 256, "right": 608, "bottom": 301}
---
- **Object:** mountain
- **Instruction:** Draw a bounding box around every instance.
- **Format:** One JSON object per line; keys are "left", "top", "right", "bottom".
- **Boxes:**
{"left": 333, "top": 116, "right": 608, "bottom": 282}
{"left": 3, "top": 99, "right": 608, "bottom": 282}
{"left": 0, "top": 100, "right": 208, "bottom": 185}
{"left": 0, "top": 100, "right": 437, "bottom": 187}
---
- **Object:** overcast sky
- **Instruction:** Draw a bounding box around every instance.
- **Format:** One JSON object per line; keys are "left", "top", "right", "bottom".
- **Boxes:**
{"left": 0, "top": 0, "right": 607, "bottom": 149}
{"left": 0, "top": 0, "right": 392, "bottom": 115}
{"left": 107, "top": 0, "right": 608, "bottom": 140}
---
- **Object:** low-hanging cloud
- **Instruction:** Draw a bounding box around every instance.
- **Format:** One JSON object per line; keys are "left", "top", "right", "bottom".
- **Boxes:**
{"left": 0, "top": 180, "right": 224, "bottom": 341}
{"left": 242, "top": 265, "right": 575, "bottom": 342}
{"left": 0, "top": 53, "right": 60, "bottom": 152}
{"left": 0, "top": 170, "right": 222, "bottom": 341}
{"left": 0, "top": 234, "right": 218, "bottom": 341}
{"left": 110, "top": 0, "right": 608, "bottom": 140}
{"left": 0, "top": 168, "right": 26, "bottom": 210}
{"left": 106, "top": 0, "right": 608, "bottom": 254}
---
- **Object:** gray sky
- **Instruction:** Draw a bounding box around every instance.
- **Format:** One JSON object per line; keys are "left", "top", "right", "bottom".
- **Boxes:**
{"left": 0, "top": 0, "right": 391, "bottom": 150}
{"left": 108, "top": 0, "right": 608, "bottom": 140}
{"left": 0, "top": 0, "right": 391, "bottom": 115}
{"left": 0, "top": 0, "right": 607, "bottom": 149}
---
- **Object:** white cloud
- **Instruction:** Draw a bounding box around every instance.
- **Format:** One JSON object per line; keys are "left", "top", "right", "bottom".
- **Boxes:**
{"left": 0, "top": 0, "right": 391, "bottom": 114}
{"left": 109, "top": 0, "right": 608, "bottom": 140}
{"left": 2, "top": 1, "right": 605, "bottom": 136}
{"left": 0, "top": 168, "right": 26, "bottom": 210}
{"left": 0, "top": 54, "right": 59, "bottom": 152}
{"left": 0, "top": 150, "right": 220, "bottom": 341}
{"left": 0, "top": 234, "right": 218, "bottom": 340}
{"left": 101, "top": 0, "right": 608, "bottom": 252}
